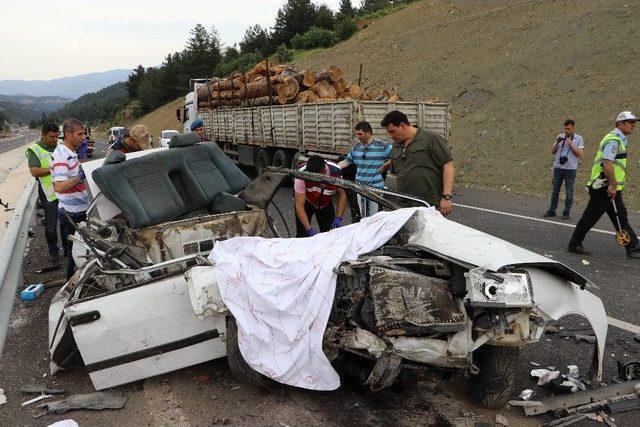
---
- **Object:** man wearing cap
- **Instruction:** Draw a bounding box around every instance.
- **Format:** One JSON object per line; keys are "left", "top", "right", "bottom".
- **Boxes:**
{"left": 107, "top": 125, "right": 152, "bottom": 155}
{"left": 190, "top": 118, "right": 209, "bottom": 141}
{"left": 568, "top": 111, "right": 640, "bottom": 257}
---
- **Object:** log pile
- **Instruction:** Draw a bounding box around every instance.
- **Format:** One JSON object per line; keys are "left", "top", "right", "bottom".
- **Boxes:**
{"left": 196, "top": 60, "right": 403, "bottom": 108}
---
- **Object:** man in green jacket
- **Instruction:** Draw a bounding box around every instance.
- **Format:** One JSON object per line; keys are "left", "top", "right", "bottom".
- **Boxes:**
{"left": 26, "top": 122, "right": 60, "bottom": 262}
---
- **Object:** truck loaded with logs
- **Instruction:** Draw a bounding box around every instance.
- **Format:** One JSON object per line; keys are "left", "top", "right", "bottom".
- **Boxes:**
{"left": 176, "top": 59, "right": 451, "bottom": 171}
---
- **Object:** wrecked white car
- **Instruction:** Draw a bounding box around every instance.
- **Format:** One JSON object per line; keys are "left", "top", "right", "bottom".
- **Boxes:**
{"left": 49, "top": 139, "right": 607, "bottom": 408}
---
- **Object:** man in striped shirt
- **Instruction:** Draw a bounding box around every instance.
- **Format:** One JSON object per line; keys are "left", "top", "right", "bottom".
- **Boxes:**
{"left": 339, "top": 122, "right": 392, "bottom": 217}
{"left": 51, "top": 118, "right": 91, "bottom": 280}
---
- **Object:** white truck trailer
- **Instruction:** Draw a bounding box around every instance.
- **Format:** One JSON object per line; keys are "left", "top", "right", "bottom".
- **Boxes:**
{"left": 177, "top": 79, "right": 451, "bottom": 171}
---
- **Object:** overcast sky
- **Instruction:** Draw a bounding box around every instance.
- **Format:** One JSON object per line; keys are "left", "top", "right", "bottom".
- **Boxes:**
{"left": 0, "top": 0, "right": 349, "bottom": 81}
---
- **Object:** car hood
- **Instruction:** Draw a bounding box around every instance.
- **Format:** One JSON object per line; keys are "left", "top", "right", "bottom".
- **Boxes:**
{"left": 403, "top": 209, "right": 591, "bottom": 288}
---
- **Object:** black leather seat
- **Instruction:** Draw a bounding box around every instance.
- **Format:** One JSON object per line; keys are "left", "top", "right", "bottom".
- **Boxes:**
{"left": 92, "top": 142, "right": 251, "bottom": 228}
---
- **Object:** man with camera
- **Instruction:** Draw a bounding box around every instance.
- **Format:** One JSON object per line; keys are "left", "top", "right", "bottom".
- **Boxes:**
{"left": 543, "top": 119, "right": 584, "bottom": 220}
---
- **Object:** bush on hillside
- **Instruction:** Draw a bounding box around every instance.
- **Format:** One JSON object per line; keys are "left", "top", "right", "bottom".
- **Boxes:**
{"left": 215, "top": 51, "right": 263, "bottom": 77}
{"left": 276, "top": 44, "right": 294, "bottom": 63}
{"left": 291, "top": 26, "right": 338, "bottom": 49}
{"left": 335, "top": 17, "right": 358, "bottom": 41}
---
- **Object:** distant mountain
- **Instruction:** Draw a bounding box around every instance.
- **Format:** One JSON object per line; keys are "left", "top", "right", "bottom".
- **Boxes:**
{"left": 0, "top": 69, "right": 132, "bottom": 99}
{"left": 52, "top": 82, "right": 128, "bottom": 124}
{"left": 0, "top": 94, "right": 71, "bottom": 124}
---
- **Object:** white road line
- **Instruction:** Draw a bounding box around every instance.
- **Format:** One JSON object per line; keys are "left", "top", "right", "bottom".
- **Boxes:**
{"left": 607, "top": 316, "right": 640, "bottom": 334}
{"left": 454, "top": 202, "right": 616, "bottom": 236}
{"left": 453, "top": 202, "right": 640, "bottom": 334}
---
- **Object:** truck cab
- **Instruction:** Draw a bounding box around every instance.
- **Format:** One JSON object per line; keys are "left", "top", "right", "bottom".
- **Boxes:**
{"left": 176, "top": 79, "right": 208, "bottom": 133}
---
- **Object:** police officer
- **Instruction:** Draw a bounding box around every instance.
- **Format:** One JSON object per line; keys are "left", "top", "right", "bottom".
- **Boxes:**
{"left": 568, "top": 111, "right": 640, "bottom": 257}
{"left": 26, "top": 122, "right": 60, "bottom": 262}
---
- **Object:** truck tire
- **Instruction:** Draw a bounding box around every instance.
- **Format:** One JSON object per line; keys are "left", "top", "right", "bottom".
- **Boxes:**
{"left": 467, "top": 345, "right": 518, "bottom": 408}
{"left": 272, "top": 149, "right": 292, "bottom": 169}
{"left": 255, "top": 149, "right": 272, "bottom": 176}
{"left": 225, "top": 315, "right": 274, "bottom": 389}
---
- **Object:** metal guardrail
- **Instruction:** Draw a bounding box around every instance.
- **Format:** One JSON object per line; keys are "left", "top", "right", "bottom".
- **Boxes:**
{"left": 0, "top": 179, "right": 38, "bottom": 355}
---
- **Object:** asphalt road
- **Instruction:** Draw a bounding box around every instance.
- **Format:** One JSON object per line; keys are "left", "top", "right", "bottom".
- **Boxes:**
{"left": 2, "top": 144, "right": 639, "bottom": 426}
{"left": 0, "top": 129, "right": 34, "bottom": 154}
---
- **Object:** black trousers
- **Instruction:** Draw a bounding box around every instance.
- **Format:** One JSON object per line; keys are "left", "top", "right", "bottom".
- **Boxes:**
{"left": 569, "top": 188, "right": 638, "bottom": 253}
{"left": 295, "top": 201, "right": 335, "bottom": 237}
{"left": 38, "top": 183, "right": 59, "bottom": 256}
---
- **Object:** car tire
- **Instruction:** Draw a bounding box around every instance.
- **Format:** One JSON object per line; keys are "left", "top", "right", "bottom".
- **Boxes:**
{"left": 255, "top": 149, "right": 272, "bottom": 176}
{"left": 225, "top": 315, "right": 275, "bottom": 389}
{"left": 468, "top": 345, "right": 519, "bottom": 408}
{"left": 272, "top": 150, "right": 293, "bottom": 186}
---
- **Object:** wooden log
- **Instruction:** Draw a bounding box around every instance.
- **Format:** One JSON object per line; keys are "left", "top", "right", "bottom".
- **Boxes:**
{"left": 332, "top": 79, "right": 347, "bottom": 96}
{"left": 276, "top": 76, "right": 300, "bottom": 102}
{"left": 311, "top": 80, "right": 337, "bottom": 99}
{"left": 294, "top": 90, "right": 319, "bottom": 104}
{"left": 358, "top": 92, "right": 373, "bottom": 101}
{"left": 387, "top": 93, "right": 402, "bottom": 102}
{"left": 328, "top": 66, "right": 342, "bottom": 82}
{"left": 302, "top": 70, "right": 316, "bottom": 88}
{"left": 346, "top": 84, "right": 361, "bottom": 98}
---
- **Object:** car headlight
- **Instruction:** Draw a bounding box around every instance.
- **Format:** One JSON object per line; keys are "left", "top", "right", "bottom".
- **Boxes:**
{"left": 465, "top": 267, "right": 533, "bottom": 307}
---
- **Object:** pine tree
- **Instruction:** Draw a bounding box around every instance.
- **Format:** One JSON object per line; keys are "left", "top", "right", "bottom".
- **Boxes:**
{"left": 272, "top": 0, "right": 318, "bottom": 47}
{"left": 339, "top": 0, "right": 354, "bottom": 17}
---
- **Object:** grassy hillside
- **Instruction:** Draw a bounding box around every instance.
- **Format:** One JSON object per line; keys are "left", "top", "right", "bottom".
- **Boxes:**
{"left": 54, "top": 82, "right": 128, "bottom": 124}
{"left": 130, "top": 97, "right": 184, "bottom": 142}
{"left": 295, "top": 0, "right": 640, "bottom": 209}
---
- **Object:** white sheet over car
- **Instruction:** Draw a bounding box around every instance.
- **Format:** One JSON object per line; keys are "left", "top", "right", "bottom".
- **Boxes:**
{"left": 209, "top": 207, "right": 430, "bottom": 390}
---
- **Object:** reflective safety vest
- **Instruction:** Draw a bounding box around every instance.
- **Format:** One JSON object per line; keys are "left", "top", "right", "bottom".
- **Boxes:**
{"left": 26, "top": 142, "right": 57, "bottom": 202}
{"left": 587, "top": 132, "right": 627, "bottom": 191}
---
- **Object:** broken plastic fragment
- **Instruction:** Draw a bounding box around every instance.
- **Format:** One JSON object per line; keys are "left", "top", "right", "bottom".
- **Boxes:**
{"left": 495, "top": 414, "right": 509, "bottom": 426}
{"left": 38, "top": 392, "right": 127, "bottom": 415}
{"left": 582, "top": 259, "right": 590, "bottom": 266}
{"left": 0, "top": 388, "right": 6, "bottom": 406}
{"left": 519, "top": 389, "right": 534, "bottom": 400}
{"left": 567, "top": 365, "right": 579, "bottom": 378}
{"left": 531, "top": 369, "right": 560, "bottom": 386}
{"left": 47, "top": 420, "right": 79, "bottom": 427}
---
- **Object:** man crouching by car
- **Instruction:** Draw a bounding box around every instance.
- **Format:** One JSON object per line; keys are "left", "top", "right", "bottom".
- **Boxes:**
{"left": 294, "top": 155, "right": 347, "bottom": 237}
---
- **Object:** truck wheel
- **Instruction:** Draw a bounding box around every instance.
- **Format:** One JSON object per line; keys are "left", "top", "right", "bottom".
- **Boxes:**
{"left": 291, "top": 151, "right": 304, "bottom": 170}
{"left": 272, "top": 150, "right": 292, "bottom": 169}
{"left": 467, "top": 345, "right": 518, "bottom": 408}
{"left": 255, "top": 149, "right": 272, "bottom": 176}
{"left": 225, "top": 315, "right": 274, "bottom": 389}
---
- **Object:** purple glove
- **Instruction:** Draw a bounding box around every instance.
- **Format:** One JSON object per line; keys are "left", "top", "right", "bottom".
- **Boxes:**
{"left": 306, "top": 227, "right": 318, "bottom": 237}
{"left": 77, "top": 169, "right": 86, "bottom": 183}
{"left": 331, "top": 216, "right": 342, "bottom": 229}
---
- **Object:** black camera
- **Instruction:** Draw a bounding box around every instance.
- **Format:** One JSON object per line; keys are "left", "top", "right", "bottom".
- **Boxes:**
{"left": 559, "top": 155, "right": 568, "bottom": 165}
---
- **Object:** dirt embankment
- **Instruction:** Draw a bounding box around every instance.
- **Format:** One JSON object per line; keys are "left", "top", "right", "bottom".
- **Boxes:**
{"left": 296, "top": 0, "right": 640, "bottom": 209}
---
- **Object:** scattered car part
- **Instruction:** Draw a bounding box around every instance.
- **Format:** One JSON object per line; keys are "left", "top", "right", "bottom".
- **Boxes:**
{"left": 22, "top": 393, "right": 53, "bottom": 406}
{"left": 20, "top": 384, "right": 65, "bottom": 394}
{"left": 524, "top": 380, "right": 640, "bottom": 415}
{"left": 531, "top": 369, "right": 560, "bottom": 386}
{"left": 38, "top": 392, "right": 127, "bottom": 415}
{"left": 616, "top": 360, "right": 640, "bottom": 381}
{"left": 606, "top": 397, "right": 640, "bottom": 414}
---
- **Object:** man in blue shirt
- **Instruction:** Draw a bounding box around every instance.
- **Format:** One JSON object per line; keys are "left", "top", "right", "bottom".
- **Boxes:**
{"left": 543, "top": 119, "right": 584, "bottom": 220}
{"left": 339, "top": 121, "right": 392, "bottom": 217}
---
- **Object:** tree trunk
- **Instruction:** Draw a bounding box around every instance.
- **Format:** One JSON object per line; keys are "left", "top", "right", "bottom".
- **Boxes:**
{"left": 311, "top": 80, "right": 337, "bottom": 99}
{"left": 346, "top": 84, "right": 361, "bottom": 98}
{"left": 294, "top": 90, "right": 319, "bottom": 104}
{"left": 332, "top": 79, "right": 347, "bottom": 96}
{"left": 302, "top": 70, "right": 316, "bottom": 88}
{"left": 276, "top": 76, "right": 300, "bottom": 102}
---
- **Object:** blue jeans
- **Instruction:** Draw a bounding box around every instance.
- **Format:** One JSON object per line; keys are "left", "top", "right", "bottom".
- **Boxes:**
{"left": 58, "top": 209, "right": 87, "bottom": 280}
{"left": 548, "top": 168, "right": 577, "bottom": 215}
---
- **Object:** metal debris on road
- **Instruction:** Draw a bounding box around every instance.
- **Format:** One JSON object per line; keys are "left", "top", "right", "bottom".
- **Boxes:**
{"left": 575, "top": 334, "right": 596, "bottom": 344}
{"left": 33, "top": 265, "right": 61, "bottom": 274}
{"left": 616, "top": 360, "right": 640, "bottom": 381}
{"left": 22, "top": 393, "right": 53, "bottom": 406}
{"left": 581, "top": 259, "right": 590, "bottom": 266}
{"left": 519, "top": 389, "right": 534, "bottom": 400}
{"left": 20, "top": 384, "right": 65, "bottom": 395}
{"left": 531, "top": 369, "right": 560, "bottom": 386}
{"left": 38, "top": 392, "right": 127, "bottom": 415}
{"left": 495, "top": 414, "right": 509, "bottom": 426}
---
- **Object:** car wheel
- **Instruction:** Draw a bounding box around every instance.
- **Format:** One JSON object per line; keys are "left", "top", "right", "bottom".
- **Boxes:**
{"left": 225, "top": 315, "right": 275, "bottom": 389}
{"left": 255, "top": 149, "right": 272, "bottom": 176}
{"left": 467, "top": 345, "right": 518, "bottom": 408}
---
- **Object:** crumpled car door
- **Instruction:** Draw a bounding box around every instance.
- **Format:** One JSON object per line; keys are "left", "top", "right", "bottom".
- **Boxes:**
{"left": 65, "top": 274, "right": 226, "bottom": 390}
